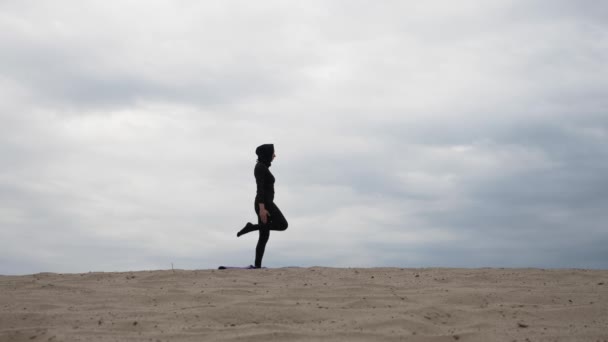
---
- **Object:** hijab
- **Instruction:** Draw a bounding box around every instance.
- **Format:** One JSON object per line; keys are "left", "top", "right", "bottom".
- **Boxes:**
{"left": 255, "top": 143, "right": 274, "bottom": 167}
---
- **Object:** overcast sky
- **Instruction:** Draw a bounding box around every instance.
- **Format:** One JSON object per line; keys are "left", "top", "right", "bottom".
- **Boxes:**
{"left": 1, "top": 1, "right": 607, "bottom": 274}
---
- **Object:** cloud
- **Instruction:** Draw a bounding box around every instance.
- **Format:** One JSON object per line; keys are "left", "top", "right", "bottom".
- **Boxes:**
{"left": 1, "top": 1, "right": 607, "bottom": 274}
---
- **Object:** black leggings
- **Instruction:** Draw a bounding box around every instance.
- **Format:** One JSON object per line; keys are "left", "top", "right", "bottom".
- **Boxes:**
{"left": 251, "top": 201, "right": 288, "bottom": 267}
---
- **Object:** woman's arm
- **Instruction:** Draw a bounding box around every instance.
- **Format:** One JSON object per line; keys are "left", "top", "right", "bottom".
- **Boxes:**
{"left": 258, "top": 201, "right": 270, "bottom": 224}
{"left": 255, "top": 166, "right": 271, "bottom": 224}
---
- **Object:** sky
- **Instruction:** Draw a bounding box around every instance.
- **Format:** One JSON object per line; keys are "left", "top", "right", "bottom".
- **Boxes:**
{"left": 1, "top": 1, "right": 607, "bottom": 274}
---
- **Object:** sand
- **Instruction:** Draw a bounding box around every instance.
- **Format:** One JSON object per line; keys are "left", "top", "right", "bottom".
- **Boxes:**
{"left": 1, "top": 267, "right": 607, "bottom": 341}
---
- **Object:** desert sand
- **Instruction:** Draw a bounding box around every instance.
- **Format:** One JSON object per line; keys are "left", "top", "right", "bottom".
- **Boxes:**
{"left": 1, "top": 267, "right": 607, "bottom": 341}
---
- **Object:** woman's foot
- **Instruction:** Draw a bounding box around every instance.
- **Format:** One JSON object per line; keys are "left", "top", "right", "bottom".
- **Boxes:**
{"left": 237, "top": 222, "right": 253, "bottom": 237}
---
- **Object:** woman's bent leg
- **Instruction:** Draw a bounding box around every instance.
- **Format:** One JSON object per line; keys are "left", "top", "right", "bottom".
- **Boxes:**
{"left": 267, "top": 202, "right": 288, "bottom": 231}
{"left": 239, "top": 200, "right": 264, "bottom": 236}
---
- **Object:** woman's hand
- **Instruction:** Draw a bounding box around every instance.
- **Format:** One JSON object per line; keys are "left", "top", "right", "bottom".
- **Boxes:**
{"left": 259, "top": 208, "right": 270, "bottom": 224}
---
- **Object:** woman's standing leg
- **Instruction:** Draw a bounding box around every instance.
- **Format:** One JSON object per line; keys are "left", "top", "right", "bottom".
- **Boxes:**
{"left": 253, "top": 202, "right": 288, "bottom": 268}
{"left": 254, "top": 201, "right": 269, "bottom": 268}
{"left": 255, "top": 228, "right": 270, "bottom": 268}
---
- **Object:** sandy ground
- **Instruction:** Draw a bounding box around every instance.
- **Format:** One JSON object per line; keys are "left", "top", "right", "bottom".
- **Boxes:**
{"left": 1, "top": 267, "right": 607, "bottom": 341}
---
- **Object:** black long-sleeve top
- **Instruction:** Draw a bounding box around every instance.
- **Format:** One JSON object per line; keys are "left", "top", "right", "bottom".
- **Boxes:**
{"left": 254, "top": 162, "right": 275, "bottom": 206}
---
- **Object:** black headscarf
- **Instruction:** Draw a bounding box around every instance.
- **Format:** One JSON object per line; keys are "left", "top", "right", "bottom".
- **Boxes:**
{"left": 255, "top": 143, "right": 274, "bottom": 167}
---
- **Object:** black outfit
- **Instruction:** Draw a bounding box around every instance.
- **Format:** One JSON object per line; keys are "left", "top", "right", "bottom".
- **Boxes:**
{"left": 237, "top": 144, "right": 288, "bottom": 268}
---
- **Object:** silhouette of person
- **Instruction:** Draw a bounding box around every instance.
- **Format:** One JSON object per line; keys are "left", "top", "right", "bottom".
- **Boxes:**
{"left": 237, "top": 143, "right": 288, "bottom": 268}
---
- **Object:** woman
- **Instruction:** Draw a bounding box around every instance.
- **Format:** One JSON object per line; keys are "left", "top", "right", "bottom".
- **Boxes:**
{"left": 237, "top": 143, "right": 288, "bottom": 268}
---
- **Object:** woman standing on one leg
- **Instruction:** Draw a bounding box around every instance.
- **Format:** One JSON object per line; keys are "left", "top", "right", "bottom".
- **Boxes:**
{"left": 237, "top": 143, "right": 288, "bottom": 268}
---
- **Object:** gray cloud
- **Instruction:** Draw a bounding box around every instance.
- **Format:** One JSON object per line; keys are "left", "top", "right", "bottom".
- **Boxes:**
{"left": 1, "top": 1, "right": 607, "bottom": 274}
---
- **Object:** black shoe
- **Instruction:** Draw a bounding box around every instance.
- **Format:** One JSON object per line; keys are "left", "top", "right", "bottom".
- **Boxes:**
{"left": 237, "top": 222, "right": 253, "bottom": 237}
